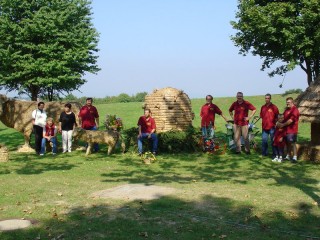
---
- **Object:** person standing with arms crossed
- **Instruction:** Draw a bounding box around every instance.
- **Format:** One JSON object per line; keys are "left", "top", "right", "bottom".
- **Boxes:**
{"left": 260, "top": 93, "right": 279, "bottom": 158}
{"left": 31, "top": 102, "right": 47, "bottom": 155}
{"left": 277, "top": 97, "right": 300, "bottom": 163}
{"left": 78, "top": 98, "right": 100, "bottom": 152}
{"left": 200, "top": 94, "right": 228, "bottom": 138}
{"left": 229, "top": 92, "right": 256, "bottom": 154}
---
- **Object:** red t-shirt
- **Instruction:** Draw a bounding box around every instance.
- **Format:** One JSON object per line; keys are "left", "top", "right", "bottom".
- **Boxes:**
{"left": 273, "top": 126, "right": 286, "bottom": 148}
{"left": 200, "top": 103, "right": 222, "bottom": 127}
{"left": 78, "top": 105, "right": 99, "bottom": 129}
{"left": 260, "top": 103, "right": 279, "bottom": 130}
{"left": 229, "top": 101, "right": 256, "bottom": 126}
{"left": 138, "top": 116, "right": 156, "bottom": 134}
{"left": 283, "top": 105, "right": 299, "bottom": 134}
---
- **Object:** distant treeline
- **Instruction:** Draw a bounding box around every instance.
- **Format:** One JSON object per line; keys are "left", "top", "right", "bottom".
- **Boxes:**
{"left": 62, "top": 92, "right": 148, "bottom": 104}
{"left": 281, "top": 88, "right": 303, "bottom": 96}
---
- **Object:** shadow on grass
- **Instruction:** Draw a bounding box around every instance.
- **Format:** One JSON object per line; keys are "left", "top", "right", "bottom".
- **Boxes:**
{"left": 0, "top": 153, "right": 79, "bottom": 175}
{"left": 100, "top": 152, "right": 320, "bottom": 206}
{"left": 0, "top": 128, "right": 25, "bottom": 151}
{"left": 1, "top": 195, "right": 319, "bottom": 240}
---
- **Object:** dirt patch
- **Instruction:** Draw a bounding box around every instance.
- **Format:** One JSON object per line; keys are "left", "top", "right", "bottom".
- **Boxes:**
{"left": 92, "top": 184, "right": 176, "bottom": 201}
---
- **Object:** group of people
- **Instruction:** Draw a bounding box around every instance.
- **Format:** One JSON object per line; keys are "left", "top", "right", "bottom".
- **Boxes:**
{"left": 31, "top": 93, "right": 300, "bottom": 162}
{"left": 200, "top": 92, "right": 300, "bottom": 163}
{"left": 32, "top": 98, "right": 99, "bottom": 155}
{"left": 31, "top": 95, "right": 159, "bottom": 156}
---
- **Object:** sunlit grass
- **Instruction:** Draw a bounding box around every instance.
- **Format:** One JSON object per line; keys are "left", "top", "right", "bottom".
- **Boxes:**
{"left": 0, "top": 94, "right": 318, "bottom": 240}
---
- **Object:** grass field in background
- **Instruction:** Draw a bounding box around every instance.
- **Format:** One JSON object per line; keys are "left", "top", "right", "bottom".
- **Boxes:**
{"left": 0, "top": 94, "right": 318, "bottom": 240}
{"left": 98, "top": 93, "right": 310, "bottom": 142}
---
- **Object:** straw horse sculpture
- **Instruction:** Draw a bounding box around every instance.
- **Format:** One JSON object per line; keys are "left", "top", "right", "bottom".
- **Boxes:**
{"left": 0, "top": 94, "right": 81, "bottom": 152}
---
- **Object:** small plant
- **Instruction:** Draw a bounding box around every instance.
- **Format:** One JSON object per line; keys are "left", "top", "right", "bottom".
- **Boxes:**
{"left": 141, "top": 151, "right": 156, "bottom": 164}
{"left": 105, "top": 114, "right": 123, "bottom": 132}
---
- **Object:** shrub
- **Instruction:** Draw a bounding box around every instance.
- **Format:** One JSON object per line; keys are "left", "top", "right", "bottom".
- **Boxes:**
{"left": 122, "top": 125, "right": 200, "bottom": 153}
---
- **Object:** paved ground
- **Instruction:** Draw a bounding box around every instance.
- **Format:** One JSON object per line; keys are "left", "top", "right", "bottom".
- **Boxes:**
{"left": 92, "top": 184, "right": 176, "bottom": 201}
{"left": 0, "top": 219, "right": 32, "bottom": 231}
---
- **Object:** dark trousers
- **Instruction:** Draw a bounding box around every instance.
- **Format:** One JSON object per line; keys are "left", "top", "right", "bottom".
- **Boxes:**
{"left": 33, "top": 125, "right": 43, "bottom": 153}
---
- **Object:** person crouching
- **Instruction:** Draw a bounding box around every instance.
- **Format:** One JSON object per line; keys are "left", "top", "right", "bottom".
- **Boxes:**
{"left": 40, "top": 117, "right": 57, "bottom": 156}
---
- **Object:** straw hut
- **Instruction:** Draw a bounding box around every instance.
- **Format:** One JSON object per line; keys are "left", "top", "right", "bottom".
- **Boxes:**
{"left": 143, "top": 87, "right": 194, "bottom": 132}
{"left": 295, "top": 78, "right": 320, "bottom": 161}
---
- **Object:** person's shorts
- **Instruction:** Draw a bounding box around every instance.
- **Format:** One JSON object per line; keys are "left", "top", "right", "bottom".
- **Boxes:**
{"left": 286, "top": 134, "right": 297, "bottom": 143}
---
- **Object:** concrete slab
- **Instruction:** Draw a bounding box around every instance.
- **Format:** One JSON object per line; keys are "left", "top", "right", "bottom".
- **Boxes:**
{"left": 92, "top": 184, "right": 176, "bottom": 201}
{"left": 0, "top": 219, "right": 32, "bottom": 231}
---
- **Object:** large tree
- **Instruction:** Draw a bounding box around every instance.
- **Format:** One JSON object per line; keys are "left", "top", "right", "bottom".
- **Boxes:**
{"left": 0, "top": 0, "right": 100, "bottom": 100}
{"left": 231, "top": 0, "right": 320, "bottom": 86}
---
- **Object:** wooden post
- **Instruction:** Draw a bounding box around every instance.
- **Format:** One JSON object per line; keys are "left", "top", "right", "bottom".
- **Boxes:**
{"left": 311, "top": 122, "right": 320, "bottom": 145}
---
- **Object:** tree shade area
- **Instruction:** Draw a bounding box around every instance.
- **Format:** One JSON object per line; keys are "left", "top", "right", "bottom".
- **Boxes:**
{"left": 231, "top": 0, "right": 320, "bottom": 86}
{"left": 0, "top": 0, "right": 100, "bottom": 101}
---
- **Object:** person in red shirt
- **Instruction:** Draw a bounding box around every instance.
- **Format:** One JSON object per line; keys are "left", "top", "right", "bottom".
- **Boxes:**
{"left": 229, "top": 92, "right": 256, "bottom": 154}
{"left": 200, "top": 95, "right": 228, "bottom": 138}
{"left": 277, "top": 97, "right": 300, "bottom": 163}
{"left": 40, "top": 117, "right": 57, "bottom": 155}
{"left": 260, "top": 93, "right": 279, "bottom": 157}
{"left": 78, "top": 97, "right": 100, "bottom": 152}
{"left": 272, "top": 114, "right": 286, "bottom": 163}
{"left": 137, "top": 109, "right": 158, "bottom": 155}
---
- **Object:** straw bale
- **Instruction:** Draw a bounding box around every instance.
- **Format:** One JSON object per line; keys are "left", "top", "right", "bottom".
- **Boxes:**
{"left": 144, "top": 87, "right": 194, "bottom": 132}
{"left": 0, "top": 143, "right": 9, "bottom": 162}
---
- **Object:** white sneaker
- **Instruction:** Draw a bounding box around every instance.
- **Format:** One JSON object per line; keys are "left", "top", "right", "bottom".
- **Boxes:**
{"left": 272, "top": 157, "right": 279, "bottom": 162}
{"left": 284, "top": 155, "right": 290, "bottom": 160}
{"left": 277, "top": 158, "right": 283, "bottom": 163}
{"left": 40, "top": 153, "right": 44, "bottom": 156}
{"left": 292, "top": 156, "right": 297, "bottom": 161}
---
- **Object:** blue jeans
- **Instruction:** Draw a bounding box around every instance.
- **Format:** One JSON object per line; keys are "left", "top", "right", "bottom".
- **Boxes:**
{"left": 85, "top": 126, "right": 99, "bottom": 152}
{"left": 40, "top": 137, "right": 57, "bottom": 154}
{"left": 262, "top": 128, "right": 276, "bottom": 156}
{"left": 201, "top": 126, "right": 214, "bottom": 139}
{"left": 138, "top": 133, "right": 158, "bottom": 153}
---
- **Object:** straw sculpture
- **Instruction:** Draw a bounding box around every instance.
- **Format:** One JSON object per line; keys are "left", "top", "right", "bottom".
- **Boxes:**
{"left": 0, "top": 143, "right": 9, "bottom": 162}
{"left": 143, "top": 87, "right": 194, "bottom": 132}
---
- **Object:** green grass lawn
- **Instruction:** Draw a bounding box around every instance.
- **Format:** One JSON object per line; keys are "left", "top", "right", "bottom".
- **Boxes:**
{"left": 0, "top": 94, "right": 319, "bottom": 240}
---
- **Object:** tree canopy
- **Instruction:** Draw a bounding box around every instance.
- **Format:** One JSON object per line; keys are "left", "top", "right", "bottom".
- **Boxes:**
{"left": 0, "top": 0, "right": 100, "bottom": 100}
{"left": 231, "top": 0, "right": 320, "bottom": 86}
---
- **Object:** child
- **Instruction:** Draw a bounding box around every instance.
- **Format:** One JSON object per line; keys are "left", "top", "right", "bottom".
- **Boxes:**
{"left": 272, "top": 114, "right": 286, "bottom": 162}
{"left": 40, "top": 117, "right": 57, "bottom": 155}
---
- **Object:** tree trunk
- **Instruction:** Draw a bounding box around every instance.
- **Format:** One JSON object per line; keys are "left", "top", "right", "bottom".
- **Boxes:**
{"left": 306, "top": 60, "right": 313, "bottom": 86}
{"left": 29, "top": 85, "right": 40, "bottom": 101}
{"left": 311, "top": 122, "right": 320, "bottom": 145}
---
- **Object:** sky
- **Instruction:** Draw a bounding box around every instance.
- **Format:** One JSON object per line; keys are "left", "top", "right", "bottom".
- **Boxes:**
{"left": 2, "top": 0, "right": 308, "bottom": 99}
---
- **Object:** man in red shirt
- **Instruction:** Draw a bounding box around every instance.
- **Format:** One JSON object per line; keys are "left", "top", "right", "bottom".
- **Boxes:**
{"left": 137, "top": 109, "right": 158, "bottom": 155}
{"left": 260, "top": 93, "right": 279, "bottom": 157}
{"left": 229, "top": 92, "right": 256, "bottom": 154}
{"left": 200, "top": 95, "right": 228, "bottom": 138}
{"left": 78, "top": 97, "right": 100, "bottom": 152}
{"left": 277, "top": 97, "right": 300, "bottom": 163}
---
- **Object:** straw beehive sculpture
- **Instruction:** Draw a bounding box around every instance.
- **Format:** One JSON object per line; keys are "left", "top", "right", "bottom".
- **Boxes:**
{"left": 0, "top": 143, "right": 9, "bottom": 162}
{"left": 143, "top": 87, "right": 194, "bottom": 132}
